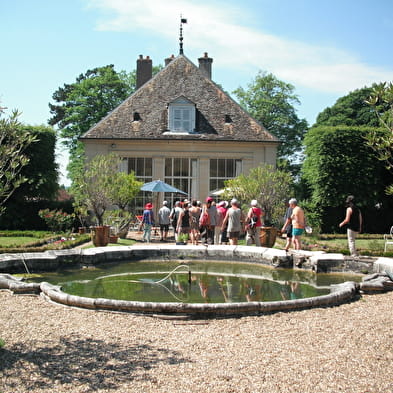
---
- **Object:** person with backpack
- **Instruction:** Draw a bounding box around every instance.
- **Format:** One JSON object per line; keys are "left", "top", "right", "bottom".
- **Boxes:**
{"left": 245, "top": 199, "right": 264, "bottom": 246}
{"left": 170, "top": 201, "right": 183, "bottom": 242}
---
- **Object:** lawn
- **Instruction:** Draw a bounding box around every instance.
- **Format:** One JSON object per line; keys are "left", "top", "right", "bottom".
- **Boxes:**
{"left": 0, "top": 230, "right": 389, "bottom": 256}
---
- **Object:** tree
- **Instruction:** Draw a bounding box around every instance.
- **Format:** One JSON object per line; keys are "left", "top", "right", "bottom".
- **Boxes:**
{"left": 314, "top": 85, "right": 388, "bottom": 127}
{"left": 72, "top": 153, "right": 142, "bottom": 226}
{"left": 233, "top": 71, "right": 308, "bottom": 164}
{"left": 223, "top": 164, "right": 292, "bottom": 226}
{"left": 49, "top": 64, "right": 163, "bottom": 184}
{"left": 49, "top": 65, "right": 131, "bottom": 183}
{"left": 0, "top": 108, "right": 37, "bottom": 215}
{"left": 364, "top": 82, "right": 393, "bottom": 185}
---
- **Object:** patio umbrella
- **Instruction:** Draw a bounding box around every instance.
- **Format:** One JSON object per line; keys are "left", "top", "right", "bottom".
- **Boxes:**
{"left": 141, "top": 180, "right": 188, "bottom": 219}
{"left": 141, "top": 180, "right": 187, "bottom": 195}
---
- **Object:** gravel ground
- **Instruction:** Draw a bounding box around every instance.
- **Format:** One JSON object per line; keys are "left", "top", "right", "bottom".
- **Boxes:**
{"left": 1, "top": 290, "right": 392, "bottom": 393}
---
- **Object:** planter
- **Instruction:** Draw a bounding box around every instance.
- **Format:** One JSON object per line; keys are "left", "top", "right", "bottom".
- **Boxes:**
{"left": 259, "top": 226, "right": 278, "bottom": 248}
{"left": 90, "top": 225, "right": 110, "bottom": 247}
{"left": 109, "top": 235, "right": 118, "bottom": 244}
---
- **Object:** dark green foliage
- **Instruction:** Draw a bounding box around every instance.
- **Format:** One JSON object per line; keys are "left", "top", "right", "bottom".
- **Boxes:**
{"left": 302, "top": 125, "right": 393, "bottom": 232}
{"left": 0, "top": 199, "right": 75, "bottom": 230}
{"left": 12, "top": 125, "right": 58, "bottom": 201}
{"left": 314, "top": 86, "right": 388, "bottom": 127}
{"left": 233, "top": 70, "right": 308, "bottom": 162}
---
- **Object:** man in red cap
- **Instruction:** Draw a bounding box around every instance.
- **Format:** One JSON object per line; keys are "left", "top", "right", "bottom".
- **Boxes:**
{"left": 142, "top": 203, "right": 155, "bottom": 242}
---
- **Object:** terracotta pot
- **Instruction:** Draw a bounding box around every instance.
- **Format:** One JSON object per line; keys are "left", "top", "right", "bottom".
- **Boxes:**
{"left": 259, "top": 226, "right": 278, "bottom": 248}
{"left": 109, "top": 235, "right": 118, "bottom": 244}
{"left": 90, "top": 225, "right": 110, "bottom": 247}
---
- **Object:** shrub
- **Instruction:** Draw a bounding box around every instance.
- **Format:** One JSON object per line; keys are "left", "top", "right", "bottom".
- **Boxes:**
{"left": 38, "top": 209, "right": 75, "bottom": 232}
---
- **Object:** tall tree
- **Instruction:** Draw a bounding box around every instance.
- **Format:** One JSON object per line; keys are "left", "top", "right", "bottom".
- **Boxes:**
{"left": 49, "top": 65, "right": 131, "bottom": 183}
{"left": 233, "top": 71, "right": 308, "bottom": 164}
{"left": 49, "top": 64, "right": 162, "bottom": 183}
{"left": 0, "top": 108, "right": 37, "bottom": 215}
{"left": 315, "top": 85, "right": 390, "bottom": 127}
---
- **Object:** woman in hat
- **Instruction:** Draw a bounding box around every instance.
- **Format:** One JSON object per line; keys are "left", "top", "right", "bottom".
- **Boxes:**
{"left": 142, "top": 202, "right": 155, "bottom": 243}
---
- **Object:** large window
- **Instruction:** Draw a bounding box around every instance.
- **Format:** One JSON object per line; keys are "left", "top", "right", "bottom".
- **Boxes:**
{"left": 168, "top": 97, "right": 196, "bottom": 133}
{"left": 127, "top": 158, "right": 152, "bottom": 214}
{"left": 164, "top": 158, "right": 198, "bottom": 204}
{"left": 209, "top": 158, "right": 242, "bottom": 192}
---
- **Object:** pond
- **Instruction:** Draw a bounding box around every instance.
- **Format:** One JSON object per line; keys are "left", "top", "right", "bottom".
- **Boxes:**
{"left": 27, "top": 260, "right": 362, "bottom": 304}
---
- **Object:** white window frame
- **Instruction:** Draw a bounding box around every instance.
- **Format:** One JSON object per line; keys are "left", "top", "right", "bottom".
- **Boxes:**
{"left": 168, "top": 97, "right": 196, "bottom": 133}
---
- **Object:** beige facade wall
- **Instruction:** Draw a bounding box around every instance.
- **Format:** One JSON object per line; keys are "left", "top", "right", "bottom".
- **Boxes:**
{"left": 84, "top": 139, "right": 278, "bottom": 201}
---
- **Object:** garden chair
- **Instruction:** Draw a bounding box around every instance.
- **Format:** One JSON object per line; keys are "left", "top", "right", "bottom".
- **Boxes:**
{"left": 384, "top": 226, "right": 393, "bottom": 252}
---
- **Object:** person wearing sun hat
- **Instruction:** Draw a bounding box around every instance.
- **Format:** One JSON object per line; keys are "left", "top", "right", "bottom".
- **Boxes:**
{"left": 142, "top": 202, "right": 155, "bottom": 243}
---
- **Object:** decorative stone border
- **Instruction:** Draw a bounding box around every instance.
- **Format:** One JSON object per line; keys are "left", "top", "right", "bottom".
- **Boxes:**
{"left": 0, "top": 245, "right": 392, "bottom": 317}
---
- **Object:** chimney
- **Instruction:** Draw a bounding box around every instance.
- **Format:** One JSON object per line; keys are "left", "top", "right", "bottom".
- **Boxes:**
{"left": 136, "top": 55, "right": 152, "bottom": 89}
{"left": 198, "top": 52, "right": 213, "bottom": 79}
{"left": 165, "top": 54, "right": 175, "bottom": 66}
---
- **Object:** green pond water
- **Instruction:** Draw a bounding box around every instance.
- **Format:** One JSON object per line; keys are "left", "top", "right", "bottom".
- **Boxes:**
{"left": 27, "top": 260, "right": 362, "bottom": 304}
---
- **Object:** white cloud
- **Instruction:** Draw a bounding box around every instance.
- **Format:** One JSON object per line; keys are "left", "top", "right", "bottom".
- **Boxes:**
{"left": 86, "top": 0, "right": 393, "bottom": 94}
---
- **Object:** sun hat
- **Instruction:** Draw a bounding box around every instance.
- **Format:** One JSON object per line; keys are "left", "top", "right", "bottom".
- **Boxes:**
{"left": 251, "top": 199, "right": 258, "bottom": 206}
{"left": 218, "top": 201, "right": 227, "bottom": 207}
{"left": 145, "top": 203, "right": 153, "bottom": 209}
{"left": 163, "top": 200, "right": 168, "bottom": 205}
{"left": 206, "top": 196, "right": 214, "bottom": 202}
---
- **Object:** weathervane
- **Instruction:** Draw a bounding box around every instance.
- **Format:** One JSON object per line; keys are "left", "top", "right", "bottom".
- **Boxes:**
{"left": 179, "top": 15, "right": 187, "bottom": 55}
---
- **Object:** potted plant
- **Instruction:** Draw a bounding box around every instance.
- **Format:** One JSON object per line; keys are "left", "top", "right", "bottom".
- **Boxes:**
{"left": 223, "top": 164, "right": 292, "bottom": 248}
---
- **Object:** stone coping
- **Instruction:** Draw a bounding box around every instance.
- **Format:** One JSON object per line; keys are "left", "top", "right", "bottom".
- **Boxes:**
{"left": 0, "top": 245, "right": 392, "bottom": 317}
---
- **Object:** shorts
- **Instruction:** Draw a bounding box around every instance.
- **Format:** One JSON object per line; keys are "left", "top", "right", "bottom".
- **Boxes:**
{"left": 160, "top": 224, "right": 169, "bottom": 231}
{"left": 229, "top": 231, "right": 240, "bottom": 239}
{"left": 292, "top": 228, "right": 304, "bottom": 236}
{"left": 286, "top": 226, "right": 293, "bottom": 238}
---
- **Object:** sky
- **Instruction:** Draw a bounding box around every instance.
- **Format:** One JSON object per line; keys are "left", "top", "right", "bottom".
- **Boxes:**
{"left": 1, "top": 0, "right": 393, "bottom": 186}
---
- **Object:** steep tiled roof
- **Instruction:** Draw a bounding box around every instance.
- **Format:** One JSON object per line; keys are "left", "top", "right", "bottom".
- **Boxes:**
{"left": 81, "top": 55, "right": 278, "bottom": 143}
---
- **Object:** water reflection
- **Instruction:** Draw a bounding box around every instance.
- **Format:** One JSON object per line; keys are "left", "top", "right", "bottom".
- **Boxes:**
{"left": 28, "top": 260, "right": 361, "bottom": 304}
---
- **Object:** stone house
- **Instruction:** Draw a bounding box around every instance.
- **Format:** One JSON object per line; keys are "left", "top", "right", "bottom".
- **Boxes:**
{"left": 80, "top": 52, "right": 279, "bottom": 213}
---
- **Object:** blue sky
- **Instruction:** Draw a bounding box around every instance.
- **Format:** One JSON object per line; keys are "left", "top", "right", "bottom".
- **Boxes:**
{"left": 1, "top": 0, "right": 393, "bottom": 185}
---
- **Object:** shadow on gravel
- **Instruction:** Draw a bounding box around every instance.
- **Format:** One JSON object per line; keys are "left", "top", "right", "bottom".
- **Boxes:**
{"left": 0, "top": 337, "right": 191, "bottom": 391}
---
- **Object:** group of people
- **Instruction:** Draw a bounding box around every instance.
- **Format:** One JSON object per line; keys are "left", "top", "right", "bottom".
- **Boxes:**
{"left": 141, "top": 196, "right": 265, "bottom": 246}
{"left": 142, "top": 194, "right": 363, "bottom": 257}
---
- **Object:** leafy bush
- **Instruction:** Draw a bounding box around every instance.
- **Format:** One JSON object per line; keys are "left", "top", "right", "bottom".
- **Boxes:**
{"left": 38, "top": 209, "right": 75, "bottom": 232}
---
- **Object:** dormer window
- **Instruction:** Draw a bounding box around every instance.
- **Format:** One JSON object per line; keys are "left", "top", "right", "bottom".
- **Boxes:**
{"left": 168, "top": 97, "right": 196, "bottom": 133}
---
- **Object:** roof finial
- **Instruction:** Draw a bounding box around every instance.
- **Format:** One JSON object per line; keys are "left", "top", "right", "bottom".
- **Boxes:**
{"left": 179, "top": 15, "right": 187, "bottom": 55}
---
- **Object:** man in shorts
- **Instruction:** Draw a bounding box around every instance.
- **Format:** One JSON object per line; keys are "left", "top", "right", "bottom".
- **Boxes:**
{"left": 289, "top": 198, "right": 305, "bottom": 250}
{"left": 158, "top": 201, "right": 171, "bottom": 242}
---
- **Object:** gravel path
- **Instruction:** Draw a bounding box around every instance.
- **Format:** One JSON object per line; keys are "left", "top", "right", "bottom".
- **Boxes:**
{"left": 1, "top": 290, "right": 392, "bottom": 393}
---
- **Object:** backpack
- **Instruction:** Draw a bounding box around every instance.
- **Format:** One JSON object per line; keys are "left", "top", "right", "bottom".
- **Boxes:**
{"left": 171, "top": 208, "right": 178, "bottom": 228}
{"left": 199, "top": 211, "right": 210, "bottom": 226}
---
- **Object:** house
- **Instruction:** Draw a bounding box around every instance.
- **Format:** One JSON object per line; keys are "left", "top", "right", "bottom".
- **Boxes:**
{"left": 80, "top": 52, "right": 279, "bottom": 213}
